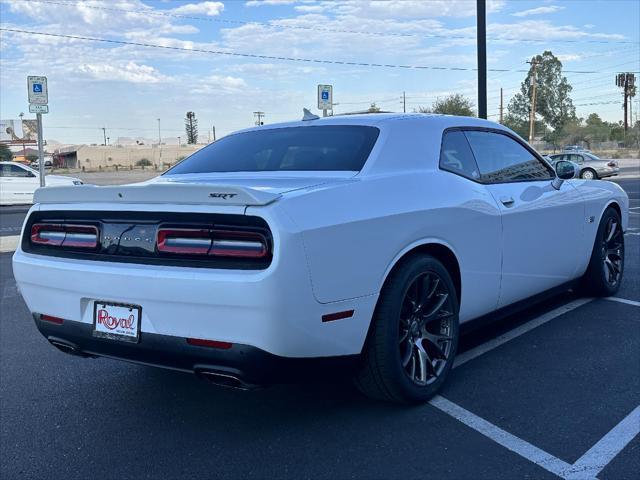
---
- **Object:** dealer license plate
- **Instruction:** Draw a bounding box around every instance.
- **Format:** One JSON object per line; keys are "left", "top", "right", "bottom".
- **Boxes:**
{"left": 93, "top": 301, "right": 141, "bottom": 343}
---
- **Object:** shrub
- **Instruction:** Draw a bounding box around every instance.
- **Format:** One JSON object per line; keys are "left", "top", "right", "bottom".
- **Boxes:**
{"left": 135, "top": 158, "right": 152, "bottom": 167}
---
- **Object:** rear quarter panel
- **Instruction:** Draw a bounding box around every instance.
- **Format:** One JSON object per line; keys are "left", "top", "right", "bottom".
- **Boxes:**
{"left": 280, "top": 170, "right": 503, "bottom": 323}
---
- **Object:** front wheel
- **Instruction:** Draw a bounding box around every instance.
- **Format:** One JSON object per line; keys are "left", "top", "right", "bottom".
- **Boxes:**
{"left": 354, "top": 255, "right": 459, "bottom": 404}
{"left": 581, "top": 207, "right": 624, "bottom": 296}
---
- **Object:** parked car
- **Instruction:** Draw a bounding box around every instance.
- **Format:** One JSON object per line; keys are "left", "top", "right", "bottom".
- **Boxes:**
{"left": 30, "top": 158, "right": 54, "bottom": 169}
{"left": 12, "top": 114, "right": 628, "bottom": 403}
{"left": 548, "top": 152, "right": 619, "bottom": 179}
{"left": 0, "top": 162, "right": 82, "bottom": 205}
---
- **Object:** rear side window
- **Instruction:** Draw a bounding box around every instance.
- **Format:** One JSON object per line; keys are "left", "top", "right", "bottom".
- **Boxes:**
{"left": 166, "top": 125, "right": 380, "bottom": 174}
{"left": 464, "top": 130, "right": 553, "bottom": 183}
{"left": 439, "top": 130, "right": 480, "bottom": 180}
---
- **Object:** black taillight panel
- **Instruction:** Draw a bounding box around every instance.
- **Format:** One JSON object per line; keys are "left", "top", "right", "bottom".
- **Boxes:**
{"left": 22, "top": 211, "right": 273, "bottom": 270}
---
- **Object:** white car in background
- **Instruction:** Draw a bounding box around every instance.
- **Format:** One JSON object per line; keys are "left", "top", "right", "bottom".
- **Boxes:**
{"left": 0, "top": 161, "right": 82, "bottom": 205}
{"left": 12, "top": 114, "right": 628, "bottom": 403}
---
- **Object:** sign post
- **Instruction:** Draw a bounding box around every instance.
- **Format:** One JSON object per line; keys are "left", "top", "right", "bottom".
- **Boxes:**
{"left": 317, "top": 84, "right": 333, "bottom": 117}
{"left": 27, "top": 75, "right": 48, "bottom": 187}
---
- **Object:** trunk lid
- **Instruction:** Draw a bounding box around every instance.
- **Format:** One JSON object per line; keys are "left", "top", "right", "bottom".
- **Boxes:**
{"left": 34, "top": 172, "right": 354, "bottom": 206}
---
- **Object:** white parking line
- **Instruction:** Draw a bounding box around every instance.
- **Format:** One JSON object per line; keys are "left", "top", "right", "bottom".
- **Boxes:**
{"left": 603, "top": 297, "right": 640, "bottom": 308}
{"left": 454, "top": 298, "right": 594, "bottom": 368}
{"left": 429, "top": 395, "right": 573, "bottom": 478}
{"left": 0, "top": 235, "right": 19, "bottom": 253}
{"left": 561, "top": 406, "right": 640, "bottom": 479}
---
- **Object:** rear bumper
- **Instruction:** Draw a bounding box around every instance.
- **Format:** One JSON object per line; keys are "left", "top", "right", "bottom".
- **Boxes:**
{"left": 13, "top": 246, "right": 378, "bottom": 358}
{"left": 34, "top": 314, "right": 357, "bottom": 386}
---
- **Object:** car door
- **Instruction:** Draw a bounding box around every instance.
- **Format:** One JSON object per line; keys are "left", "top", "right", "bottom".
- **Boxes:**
{"left": 3, "top": 164, "right": 39, "bottom": 204}
{"left": 463, "top": 129, "right": 584, "bottom": 308}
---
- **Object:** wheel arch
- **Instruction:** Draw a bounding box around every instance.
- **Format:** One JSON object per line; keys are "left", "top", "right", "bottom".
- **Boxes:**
{"left": 581, "top": 167, "right": 598, "bottom": 178}
{"left": 380, "top": 241, "right": 462, "bottom": 307}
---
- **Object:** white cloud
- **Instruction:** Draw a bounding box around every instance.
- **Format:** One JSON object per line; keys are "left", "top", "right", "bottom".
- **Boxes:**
{"left": 294, "top": 5, "right": 325, "bottom": 13}
{"left": 512, "top": 5, "right": 564, "bottom": 17}
{"left": 246, "top": 0, "right": 299, "bottom": 6}
{"left": 192, "top": 75, "right": 248, "bottom": 93}
{"left": 172, "top": 2, "right": 224, "bottom": 17}
{"left": 77, "top": 61, "right": 169, "bottom": 83}
{"left": 556, "top": 54, "right": 584, "bottom": 62}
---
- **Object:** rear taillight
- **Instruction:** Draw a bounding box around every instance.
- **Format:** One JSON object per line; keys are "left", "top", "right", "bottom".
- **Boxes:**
{"left": 157, "top": 227, "right": 268, "bottom": 258}
{"left": 31, "top": 223, "right": 98, "bottom": 249}
{"left": 607, "top": 161, "right": 617, "bottom": 167}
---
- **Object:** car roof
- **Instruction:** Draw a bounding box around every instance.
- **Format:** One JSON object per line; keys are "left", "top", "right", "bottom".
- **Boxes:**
{"left": 230, "top": 112, "right": 509, "bottom": 135}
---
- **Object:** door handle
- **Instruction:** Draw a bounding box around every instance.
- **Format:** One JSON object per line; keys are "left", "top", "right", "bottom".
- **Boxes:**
{"left": 499, "top": 196, "right": 515, "bottom": 206}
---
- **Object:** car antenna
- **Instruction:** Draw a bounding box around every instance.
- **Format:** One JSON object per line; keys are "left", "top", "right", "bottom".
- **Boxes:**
{"left": 302, "top": 108, "right": 320, "bottom": 121}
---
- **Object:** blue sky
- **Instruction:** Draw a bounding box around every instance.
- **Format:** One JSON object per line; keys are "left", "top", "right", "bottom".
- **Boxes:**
{"left": 1, "top": 0, "right": 638, "bottom": 144}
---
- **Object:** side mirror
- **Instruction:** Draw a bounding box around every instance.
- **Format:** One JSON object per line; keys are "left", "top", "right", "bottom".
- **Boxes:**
{"left": 552, "top": 160, "right": 578, "bottom": 190}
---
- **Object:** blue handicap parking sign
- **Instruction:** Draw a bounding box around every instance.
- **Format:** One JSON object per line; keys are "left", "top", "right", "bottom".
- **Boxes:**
{"left": 33, "top": 83, "right": 42, "bottom": 93}
{"left": 321, "top": 91, "right": 329, "bottom": 100}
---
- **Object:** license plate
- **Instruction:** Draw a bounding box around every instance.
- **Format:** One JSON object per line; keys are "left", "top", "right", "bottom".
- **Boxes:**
{"left": 93, "top": 301, "right": 141, "bottom": 343}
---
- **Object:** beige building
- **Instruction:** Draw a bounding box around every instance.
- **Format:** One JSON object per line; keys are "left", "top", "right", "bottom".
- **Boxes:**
{"left": 55, "top": 144, "right": 204, "bottom": 170}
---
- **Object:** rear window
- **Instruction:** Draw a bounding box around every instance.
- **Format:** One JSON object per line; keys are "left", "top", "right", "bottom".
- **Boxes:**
{"left": 166, "top": 125, "right": 380, "bottom": 174}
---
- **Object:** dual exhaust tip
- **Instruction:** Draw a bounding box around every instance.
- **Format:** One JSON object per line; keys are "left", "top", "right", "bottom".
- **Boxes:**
{"left": 196, "top": 369, "right": 259, "bottom": 391}
{"left": 47, "top": 337, "right": 258, "bottom": 390}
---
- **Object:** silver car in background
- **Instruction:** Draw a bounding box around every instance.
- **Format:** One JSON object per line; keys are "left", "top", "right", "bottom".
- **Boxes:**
{"left": 548, "top": 152, "right": 619, "bottom": 180}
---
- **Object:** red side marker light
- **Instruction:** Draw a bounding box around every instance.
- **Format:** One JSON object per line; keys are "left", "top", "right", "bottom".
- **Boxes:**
{"left": 41, "top": 314, "right": 64, "bottom": 325}
{"left": 322, "top": 310, "right": 354, "bottom": 322}
{"left": 186, "top": 337, "right": 233, "bottom": 349}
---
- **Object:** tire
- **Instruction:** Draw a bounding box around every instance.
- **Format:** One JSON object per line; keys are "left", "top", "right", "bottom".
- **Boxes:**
{"left": 581, "top": 168, "right": 597, "bottom": 180}
{"left": 581, "top": 207, "right": 624, "bottom": 296}
{"left": 354, "top": 254, "right": 459, "bottom": 404}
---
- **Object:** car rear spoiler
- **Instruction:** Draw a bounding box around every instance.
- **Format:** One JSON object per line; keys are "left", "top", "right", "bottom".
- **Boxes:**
{"left": 33, "top": 183, "right": 282, "bottom": 206}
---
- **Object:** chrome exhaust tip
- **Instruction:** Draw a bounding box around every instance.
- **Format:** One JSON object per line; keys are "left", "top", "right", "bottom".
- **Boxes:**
{"left": 196, "top": 370, "right": 257, "bottom": 390}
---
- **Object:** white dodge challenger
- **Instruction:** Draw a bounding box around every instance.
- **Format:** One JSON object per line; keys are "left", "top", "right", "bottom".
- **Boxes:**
{"left": 13, "top": 113, "right": 628, "bottom": 403}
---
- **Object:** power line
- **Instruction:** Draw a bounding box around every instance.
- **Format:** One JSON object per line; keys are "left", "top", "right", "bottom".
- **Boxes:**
{"left": 21, "top": 0, "right": 640, "bottom": 45}
{"left": 2, "top": 28, "right": 638, "bottom": 75}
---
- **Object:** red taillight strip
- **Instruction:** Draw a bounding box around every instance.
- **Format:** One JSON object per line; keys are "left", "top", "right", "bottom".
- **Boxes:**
{"left": 157, "top": 228, "right": 211, "bottom": 254}
{"left": 322, "top": 310, "right": 355, "bottom": 322}
{"left": 31, "top": 223, "right": 98, "bottom": 249}
{"left": 186, "top": 338, "right": 233, "bottom": 349}
{"left": 157, "top": 227, "right": 268, "bottom": 258}
{"left": 41, "top": 314, "right": 64, "bottom": 325}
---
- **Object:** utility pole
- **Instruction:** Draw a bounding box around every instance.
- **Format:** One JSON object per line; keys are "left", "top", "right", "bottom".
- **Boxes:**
{"left": 157, "top": 118, "right": 161, "bottom": 145}
{"left": 527, "top": 60, "right": 540, "bottom": 145}
{"left": 616, "top": 73, "right": 636, "bottom": 133}
{"left": 253, "top": 112, "right": 265, "bottom": 126}
{"left": 102, "top": 127, "right": 107, "bottom": 146}
{"left": 212, "top": 125, "right": 216, "bottom": 141}
{"left": 499, "top": 87, "right": 504, "bottom": 124}
{"left": 402, "top": 91, "right": 406, "bottom": 113}
{"left": 476, "top": 0, "right": 487, "bottom": 119}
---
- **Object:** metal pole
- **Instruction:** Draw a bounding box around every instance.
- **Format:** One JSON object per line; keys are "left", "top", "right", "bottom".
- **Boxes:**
{"left": 102, "top": 127, "right": 107, "bottom": 146}
{"left": 36, "top": 112, "right": 45, "bottom": 187}
{"left": 476, "top": 0, "right": 487, "bottom": 119}
{"left": 403, "top": 91, "right": 406, "bottom": 113}
{"left": 499, "top": 87, "right": 503, "bottom": 123}
{"left": 212, "top": 125, "right": 216, "bottom": 142}
{"left": 157, "top": 118, "right": 161, "bottom": 144}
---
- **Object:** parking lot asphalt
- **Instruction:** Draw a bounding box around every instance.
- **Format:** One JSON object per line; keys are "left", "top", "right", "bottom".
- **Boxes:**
{"left": 1, "top": 176, "right": 639, "bottom": 480}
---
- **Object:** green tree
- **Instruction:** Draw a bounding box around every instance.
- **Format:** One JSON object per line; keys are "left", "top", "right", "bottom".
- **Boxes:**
{"left": 507, "top": 51, "right": 576, "bottom": 135}
{"left": 419, "top": 94, "right": 475, "bottom": 116}
{"left": 367, "top": 103, "right": 381, "bottom": 113}
{"left": 185, "top": 111, "right": 198, "bottom": 144}
{"left": 0, "top": 143, "right": 13, "bottom": 161}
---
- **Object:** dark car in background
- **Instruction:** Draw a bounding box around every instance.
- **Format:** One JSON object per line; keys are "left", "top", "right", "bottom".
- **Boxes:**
{"left": 548, "top": 152, "right": 619, "bottom": 179}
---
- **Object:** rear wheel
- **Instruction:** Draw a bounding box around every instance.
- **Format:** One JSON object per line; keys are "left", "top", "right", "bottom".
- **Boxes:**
{"left": 581, "top": 168, "right": 597, "bottom": 180}
{"left": 354, "top": 255, "right": 459, "bottom": 404}
{"left": 581, "top": 207, "right": 624, "bottom": 296}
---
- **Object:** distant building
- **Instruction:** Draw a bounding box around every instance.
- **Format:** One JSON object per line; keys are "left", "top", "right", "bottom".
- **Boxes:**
{"left": 53, "top": 144, "right": 203, "bottom": 170}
